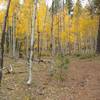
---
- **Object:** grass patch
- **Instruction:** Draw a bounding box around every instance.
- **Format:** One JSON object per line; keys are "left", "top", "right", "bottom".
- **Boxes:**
{"left": 79, "top": 53, "right": 96, "bottom": 59}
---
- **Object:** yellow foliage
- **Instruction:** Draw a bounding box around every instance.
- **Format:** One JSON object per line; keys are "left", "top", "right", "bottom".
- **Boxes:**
{"left": 0, "top": 0, "right": 99, "bottom": 47}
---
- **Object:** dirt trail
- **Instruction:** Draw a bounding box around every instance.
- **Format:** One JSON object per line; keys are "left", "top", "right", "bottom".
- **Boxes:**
{"left": 0, "top": 56, "right": 100, "bottom": 100}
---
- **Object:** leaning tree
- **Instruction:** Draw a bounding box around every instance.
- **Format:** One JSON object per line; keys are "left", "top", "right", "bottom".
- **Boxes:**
{"left": 0, "top": 0, "right": 11, "bottom": 85}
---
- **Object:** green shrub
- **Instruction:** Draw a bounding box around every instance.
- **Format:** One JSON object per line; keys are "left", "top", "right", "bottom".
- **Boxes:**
{"left": 55, "top": 54, "right": 69, "bottom": 81}
{"left": 79, "top": 53, "right": 96, "bottom": 59}
{"left": 74, "top": 53, "right": 81, "bottom": 57}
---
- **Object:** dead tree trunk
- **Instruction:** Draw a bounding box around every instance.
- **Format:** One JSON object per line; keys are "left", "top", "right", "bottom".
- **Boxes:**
{"left": 0, "top": 0, "right": 11, "bottom": 85}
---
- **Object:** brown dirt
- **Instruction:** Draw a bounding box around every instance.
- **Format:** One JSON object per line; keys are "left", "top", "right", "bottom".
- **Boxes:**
{"left": 0, "top": 56, "right": 100, "bottom": 100}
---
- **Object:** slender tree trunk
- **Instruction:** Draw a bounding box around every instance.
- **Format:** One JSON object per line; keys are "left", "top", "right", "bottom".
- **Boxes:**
{"left": 0, "top": 0, "right": 11, "bottom": 85}
{"left": 42, "top": 7, "right": 48, "bottom": 54}
{"left": 8, "top": 27, "right": 10, "bottom": 54}
{"left": 51, "top": 2, "right": 55, "bottom": 56}
{"left": 37, "top": 31, "right": 40, "bottom": 59}
{"left": 12, "top": 14, "right": 16, "bottom": 58}
{"left": 58, "top": 14, "right": 61, "bottom": 53}
{"left": 26, "top": 35, "right": 29, "bottom": 59}
{"left": 46, "top": 33, "right": 49, "bottom": 51}
{"left": 24, "top": 32, "right": 29, "bottom": 60}
{"left": 5, "top": 21, "right": 8, "bottom": 53}
{"left": 37, "top": 20, "right": 40, "bottom": 60}
{"left": 59, "top": 15, "right": 63, "bottom": 54}
{"left": 96, "top": 16, "right": 100, "bottom": 53}
{"left": 68, "top": 16, "right": 71, "bottom": 55}
{"left": 63, "top": 0, "right": 65, "bottom": 31}
{"left": 27, "top": 0, "right": 37, "bottom": 85}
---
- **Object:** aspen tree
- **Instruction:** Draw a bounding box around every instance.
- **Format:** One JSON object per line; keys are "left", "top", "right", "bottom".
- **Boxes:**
{"left": 27, "top": 0, "right": 37, "bottom": 85}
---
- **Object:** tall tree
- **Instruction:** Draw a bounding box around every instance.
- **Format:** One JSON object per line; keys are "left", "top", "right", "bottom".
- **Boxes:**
{"left": 27, "top": 0, "right": 37, "bottom": 85}
{"left": 0, "top": 0, "right": 11, "bottom": 85}
{"left": 51, "top": 0, "right": 55, "bottom": 56}
{"left": 12, "top": 13, "right": 16, "bottom": 58}
{"left": 93, "top": 0, "right": 100, "bottom": 53}
{"left": 73, "top": 0, "right": 82, "bottom": 53}
{"left": 66, "top": 0, "right": 73, "bottom": 54}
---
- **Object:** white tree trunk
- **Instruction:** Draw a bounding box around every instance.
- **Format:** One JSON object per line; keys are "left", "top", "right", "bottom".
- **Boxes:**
{"left": 27, "top": 0, "right": 37, "bottom": 85}
{"left": 12, "top": 14, "right": 16, "bottom": 58}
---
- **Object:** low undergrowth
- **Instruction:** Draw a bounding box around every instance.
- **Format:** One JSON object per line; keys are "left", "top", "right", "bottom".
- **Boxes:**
{"left": 54, "top": 54, "right": 70, "bottom": 81}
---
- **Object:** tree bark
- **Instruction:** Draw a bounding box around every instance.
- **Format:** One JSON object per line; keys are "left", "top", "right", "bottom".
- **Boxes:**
{"left": 27, "top": 0, "right": 37, "bottom": 85}
{"left": 96, "top": 16, "right": 100, "bottom": 53}
{"left": 37, "top": 20, "right": 40, "bottom": 60}
{"left": 0, "top": 0, "right": 11, "bottom": 85}
{"left": 12, "top": 14, "right": 16, "bottom": 58}
{"left": 51, "top": 2, "right": 55, "bottom": 56}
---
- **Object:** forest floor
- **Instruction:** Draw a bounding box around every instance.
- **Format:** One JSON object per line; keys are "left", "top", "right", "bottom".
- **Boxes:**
{"left": 0, "top": 55, "right": 100, "bottom": 100}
